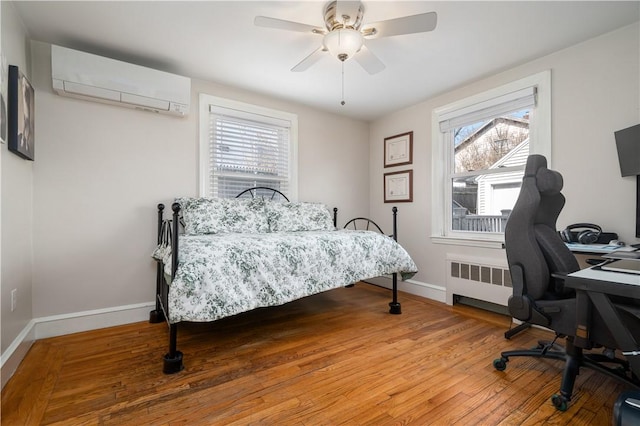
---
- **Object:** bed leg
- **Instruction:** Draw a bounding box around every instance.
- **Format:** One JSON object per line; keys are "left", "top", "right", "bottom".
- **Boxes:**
{"left": 389, "top": 272, "right": 402, "bottom": 314}
{"left": 389, "top": 207, "right": 401, "bottom": 314}
{"left": 163, "top": 323, "right": 184, "bottom": 374}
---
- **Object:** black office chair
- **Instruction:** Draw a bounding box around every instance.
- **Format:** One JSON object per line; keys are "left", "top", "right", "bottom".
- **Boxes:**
{"left": 493, "top": 154, "right": 640, "bottom": 411}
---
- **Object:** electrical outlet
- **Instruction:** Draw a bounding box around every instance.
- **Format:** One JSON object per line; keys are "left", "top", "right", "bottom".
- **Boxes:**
{"left": 11, "top": 289, "right": 17, "bottom": 312}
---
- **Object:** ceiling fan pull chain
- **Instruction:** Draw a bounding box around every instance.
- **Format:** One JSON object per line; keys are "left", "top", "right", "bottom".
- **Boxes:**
{"left": 341, "top": 62, "right": 345, "bottom": 105}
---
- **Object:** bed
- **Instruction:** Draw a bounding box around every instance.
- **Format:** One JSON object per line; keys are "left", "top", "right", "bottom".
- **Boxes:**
{"left": 150, "top": 187, "right": 418, "bottom": 373}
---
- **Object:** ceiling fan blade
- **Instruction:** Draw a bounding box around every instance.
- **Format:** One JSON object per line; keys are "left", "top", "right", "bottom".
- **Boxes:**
{"left": 354, "top": 44, "right": 385, "bottom": 75}
{"left": 363, "top": 11, "right": 437, "bottom": 39}
{"left": 254, "top": 16, "right": 325, "bottom": 35}
{"left": 291, "top": 47, "right": 327, "bottom": 72}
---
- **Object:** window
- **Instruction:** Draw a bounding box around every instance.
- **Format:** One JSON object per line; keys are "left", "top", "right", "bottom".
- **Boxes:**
{"left": 431, "top": 71, "right": 551, "bottom": 247}
{"left": 199, "top": 94, "right": 298, "bottom": 199}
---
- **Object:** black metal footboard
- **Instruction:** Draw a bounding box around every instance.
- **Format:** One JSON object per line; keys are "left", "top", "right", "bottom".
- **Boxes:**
{"left": 149, "top": 204, "right": 166, "bottom": 324}
{"left": 343, "top": 207, "right": 401, "bottom": 314}
{"left": 149, "top": 203, "right": 184, "bottom": 374}
{"left": 163, "top": 203, "right": 184, "bottom": 374}
{"left": 390, "top": 207, "right": 401, "bottom": 314}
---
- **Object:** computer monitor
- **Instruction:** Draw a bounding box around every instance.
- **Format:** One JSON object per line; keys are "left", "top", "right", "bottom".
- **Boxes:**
{"left": 615, "top": 124, "right": 640, "bottom": 177}
{"left": 614, "top": 124, "right": 640, "bottom": 238}
{"left": 637, "top": 175, "right": 640, "bottom": 238}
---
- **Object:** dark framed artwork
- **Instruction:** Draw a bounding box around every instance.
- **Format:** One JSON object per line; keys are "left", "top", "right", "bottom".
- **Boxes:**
{"left": 384, "top": 169, "right": 413, "bottom": 203}
{"left": 384, "top": 131, "right": 413, "bottom": 168}
{"left": 8, "top": 65, "right": 35, "bottom": 160}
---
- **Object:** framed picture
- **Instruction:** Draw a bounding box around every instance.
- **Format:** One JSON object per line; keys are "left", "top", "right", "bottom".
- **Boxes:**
{"left": 8, "top": 65, "right": 35, "bottom": 160}
{"left": 384, "top": 131, "right": 413, "bottom": 168}
{"left": 384, "top": 170, "right": 413, "bottom": 203}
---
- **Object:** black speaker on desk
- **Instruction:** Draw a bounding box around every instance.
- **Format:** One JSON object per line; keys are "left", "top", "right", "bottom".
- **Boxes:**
{"left": 596, "top": 232, "right": 620, "bottom": 244}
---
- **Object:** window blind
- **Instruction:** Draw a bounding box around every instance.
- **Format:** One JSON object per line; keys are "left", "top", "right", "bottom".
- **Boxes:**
{"left": 208, "top": 105, "right": 290, "bottom": 199}
{"left": 439, "top": 87, "right": 537, "bottom": 132}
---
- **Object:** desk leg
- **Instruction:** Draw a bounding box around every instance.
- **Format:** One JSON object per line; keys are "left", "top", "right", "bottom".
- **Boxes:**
{"left": 588, "top": 292, "right": 640, "bottom": 379}
{"left": 574, "top": 291, "right": 592, "bottom": 348}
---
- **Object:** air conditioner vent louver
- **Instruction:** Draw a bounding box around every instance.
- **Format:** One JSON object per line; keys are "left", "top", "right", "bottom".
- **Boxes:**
{"left": 51, "top": 45, "right": 190, "bottom": 116}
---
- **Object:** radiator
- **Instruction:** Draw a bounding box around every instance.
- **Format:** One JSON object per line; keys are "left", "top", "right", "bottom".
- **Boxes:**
{"left": 445, "top": 254, "right": 513, "bottom": 306}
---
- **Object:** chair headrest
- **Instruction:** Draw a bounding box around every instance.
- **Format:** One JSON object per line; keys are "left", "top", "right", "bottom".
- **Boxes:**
{"left": 536, "top": 168, "right": 563, "bottom": 195}
{"left": 524, "top": 154, "right": 563, "bottom": 196}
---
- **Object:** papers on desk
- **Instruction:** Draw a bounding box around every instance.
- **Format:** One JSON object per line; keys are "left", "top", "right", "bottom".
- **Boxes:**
{"left": 601, "top": 259, "right": 640, "bottom": 275}
{"left": 565, "top": 243, "right": 620, "bottom": 253}
{"left": 603, "top": 247, "right": 640, "bottom": 260}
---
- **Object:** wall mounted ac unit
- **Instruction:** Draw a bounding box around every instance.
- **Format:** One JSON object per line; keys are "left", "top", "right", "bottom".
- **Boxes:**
{"left": 51, "top": 45, "right": 190, "bottom": 116}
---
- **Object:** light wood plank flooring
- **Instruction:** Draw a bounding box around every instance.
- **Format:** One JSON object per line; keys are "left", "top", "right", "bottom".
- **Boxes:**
{"left": 1, "top": 284, "right": 632, "bottom": 425}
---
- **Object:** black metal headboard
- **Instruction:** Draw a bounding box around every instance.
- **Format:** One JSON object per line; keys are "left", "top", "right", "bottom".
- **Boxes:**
{"left": 343, "top": 217, "right": 385, "bottom": 234}
{"left": 235, "top": 187, "right": 290, "bottom": 202}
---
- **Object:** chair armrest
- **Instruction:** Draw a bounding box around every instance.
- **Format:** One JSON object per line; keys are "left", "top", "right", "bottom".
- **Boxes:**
{"left": 507, "top": 263, "right": 553, "bottom": 327}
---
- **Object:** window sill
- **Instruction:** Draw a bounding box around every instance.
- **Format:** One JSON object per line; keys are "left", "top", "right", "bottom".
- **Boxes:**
{"left": 430, "top": 235, "right": 505, "bottom": 250}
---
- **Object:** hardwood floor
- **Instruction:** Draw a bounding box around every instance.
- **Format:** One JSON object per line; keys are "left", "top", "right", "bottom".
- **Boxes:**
{"left": 1, "top": 284, "right": 632, "bottom": 425}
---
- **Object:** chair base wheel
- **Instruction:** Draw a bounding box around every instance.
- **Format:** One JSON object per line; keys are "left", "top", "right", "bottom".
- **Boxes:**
{"left": 551, "top": 393, "right": 569, "bottom": 411}
{"left": 493, "top": 357, "right": 508, "bottom": 371}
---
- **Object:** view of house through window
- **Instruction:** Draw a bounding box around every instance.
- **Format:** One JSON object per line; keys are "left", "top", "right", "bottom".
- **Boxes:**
{"left": 450, "top": 108, "right": 530, "bottom": 233}
{"left": 432, "top": 71, "right": 550, "bottom": 243}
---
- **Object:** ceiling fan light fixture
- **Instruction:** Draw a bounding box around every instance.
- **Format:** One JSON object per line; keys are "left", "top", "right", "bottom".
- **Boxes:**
{"left": 323, "top": 28, "right": 363, "bottom": 62}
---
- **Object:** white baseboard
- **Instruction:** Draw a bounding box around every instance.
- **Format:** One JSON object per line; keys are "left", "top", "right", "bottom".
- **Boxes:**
{"left": 0, "top": 320, "right": 36, "bottom": 389}
{"left": 1, "top": 301, "right": 155, "bottom": 389}
{"left": 363, "top": 276, "right": 447, "bottom": 303}
{"left": 34, "top": 301, "right": 155, "bottom": 340}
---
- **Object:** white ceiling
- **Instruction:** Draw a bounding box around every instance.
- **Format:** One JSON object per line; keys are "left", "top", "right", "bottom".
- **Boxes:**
{"left": 12, "top": 1, "right": 640, "bottom": 121}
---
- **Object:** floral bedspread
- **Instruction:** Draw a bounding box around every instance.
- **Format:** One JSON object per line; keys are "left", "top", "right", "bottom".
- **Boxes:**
{"left": 163, "top": 230, "right": 417, "bottom": 323}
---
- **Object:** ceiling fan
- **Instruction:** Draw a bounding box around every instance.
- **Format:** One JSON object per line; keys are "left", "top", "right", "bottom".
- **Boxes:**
{"left": 255, "top": 1, "right": 437, "bottom": 75}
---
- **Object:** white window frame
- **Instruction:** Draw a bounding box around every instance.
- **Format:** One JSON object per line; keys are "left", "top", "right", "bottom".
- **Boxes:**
{"left": 199, "top": 94, "right": 298, "bottom": 200}
{"left": 431, "top": 70, "right": 551, "bottom": 248}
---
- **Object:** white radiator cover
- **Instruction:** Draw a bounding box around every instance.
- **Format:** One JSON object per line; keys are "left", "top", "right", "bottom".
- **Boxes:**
{"left": 445, "top": 254, "right": 512, "bottom": 306}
